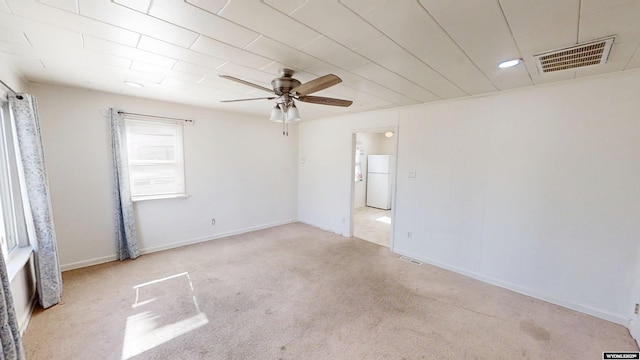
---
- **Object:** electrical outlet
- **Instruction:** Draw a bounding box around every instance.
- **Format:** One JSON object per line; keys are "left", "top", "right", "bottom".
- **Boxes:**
{"left": 211, "top": 218, "right": 216, "bottom": 226}
{"left": 635, "top": 303, "right": 639, "bottom": 314}
{"left": 407, "top": 232, "right": 412, "bottom": 239}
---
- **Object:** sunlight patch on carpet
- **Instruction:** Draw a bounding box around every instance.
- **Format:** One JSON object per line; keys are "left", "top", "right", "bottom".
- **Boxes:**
{"left": 121, "top": 272, "right": 209, "bottom": 359}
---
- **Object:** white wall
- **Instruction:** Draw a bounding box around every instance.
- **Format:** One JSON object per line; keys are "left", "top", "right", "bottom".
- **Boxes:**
{"left": 298, "top": 70, "right": 640, "bottom": 328}
{"left": 29, "top": 83, "right": 298, "bottom": 270}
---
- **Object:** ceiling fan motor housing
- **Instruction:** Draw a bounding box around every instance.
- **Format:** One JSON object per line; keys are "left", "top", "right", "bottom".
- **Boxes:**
{"left": 271, "top": 68, "right": 301, "bottom": 96}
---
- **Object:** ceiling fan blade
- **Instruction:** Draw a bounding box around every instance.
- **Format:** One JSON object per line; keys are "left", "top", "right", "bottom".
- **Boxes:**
{"left": 290, "top": 74, "right": 342, "bottom": 96}
{"left": 221, "top": 96, "right": 277, "bottom": 103}
{"left": 219, "top": 75, "right": 273, "bottom": 93}
{"left": 297, "top": 95, "right": 353, "bottom": 107}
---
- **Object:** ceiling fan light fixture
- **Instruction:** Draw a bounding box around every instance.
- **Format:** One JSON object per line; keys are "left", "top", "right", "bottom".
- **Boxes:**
{"left": 286, "top": 102, "right": 300, "bottom": 123}
{"left": 498, "top": 58, "right": 522, "bottom": 68}
{"left": 269, "top": 104, "right": 284, "bottom": 122}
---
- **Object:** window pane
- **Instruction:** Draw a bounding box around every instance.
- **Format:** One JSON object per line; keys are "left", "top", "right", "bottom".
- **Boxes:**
{"left": 0, "top": 103, "right": 19, "bottom": 256}
{"left": 127, "top": 124, "right": 177, "bottom": 162}
{"left": 130, "top": 164, "right": 183, "bottom": 196}
{"left": 124, "top": 119, "right": 185, "bottom": 200}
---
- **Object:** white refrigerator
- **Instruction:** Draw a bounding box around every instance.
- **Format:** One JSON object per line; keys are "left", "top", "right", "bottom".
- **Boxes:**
{"left": 366, "top": 155, "right": 391, "bottom": 210}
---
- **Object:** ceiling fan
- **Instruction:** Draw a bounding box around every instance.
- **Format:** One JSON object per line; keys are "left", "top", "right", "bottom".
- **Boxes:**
{"left": 219, "top": 68, "right": 353, "bottom": 135}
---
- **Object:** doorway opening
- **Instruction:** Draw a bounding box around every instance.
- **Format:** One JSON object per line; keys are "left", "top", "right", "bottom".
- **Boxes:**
{"left": 351, "top": 131, "right": 396, "bottom": 248}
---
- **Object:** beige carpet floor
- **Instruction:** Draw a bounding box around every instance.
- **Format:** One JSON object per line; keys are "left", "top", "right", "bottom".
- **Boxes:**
{"left": 353, "top": 206, "right": 391, "bottom": 247}
{"left": 23, "top": 222, "right": 637, "bottom": 359}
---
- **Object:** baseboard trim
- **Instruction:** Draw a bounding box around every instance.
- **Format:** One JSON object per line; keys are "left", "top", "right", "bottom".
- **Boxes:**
{"left": 393, "top": 248, "right": 628, "bottom": 326}
{"left": 60, "top": 219, "right": 298, "bottom": 272}
{"left": 139, "top": 218, "right": 297, "bottom": 255}
{"left": 60, "top": 254, "right": 118, "bottom": 272}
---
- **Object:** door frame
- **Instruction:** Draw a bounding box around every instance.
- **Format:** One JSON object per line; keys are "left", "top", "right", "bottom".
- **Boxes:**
{"left": 349, "top": 127, "right": 399, "bottom": 250}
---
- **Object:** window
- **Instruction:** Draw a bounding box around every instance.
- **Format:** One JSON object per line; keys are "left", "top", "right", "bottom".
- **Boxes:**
{"left": 0, "top": 101, "right": 29, "bottom": 260}
{"left": 354, "top": 144, "right": 363, "bottom": 182}
{"left": 124, "top": 118, "right": 186, "bottom": 201}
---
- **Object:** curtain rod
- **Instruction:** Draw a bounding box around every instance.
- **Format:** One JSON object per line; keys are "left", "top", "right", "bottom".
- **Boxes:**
{"left": 117, "top": 110, "right": 194, "bottom": 124}
{"left": 0, "top": 79, "right": 24, "bottom": 100}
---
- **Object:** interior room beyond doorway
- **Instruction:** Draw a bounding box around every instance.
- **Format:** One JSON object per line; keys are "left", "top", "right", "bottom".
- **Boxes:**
{"left": 353, "top": 131, "right": 395, "bottom": 248}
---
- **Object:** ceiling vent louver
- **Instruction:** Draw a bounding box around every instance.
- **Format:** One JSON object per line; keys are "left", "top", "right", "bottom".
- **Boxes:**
{"left": 533, "top": 36, "right": 615, "bottom": 74}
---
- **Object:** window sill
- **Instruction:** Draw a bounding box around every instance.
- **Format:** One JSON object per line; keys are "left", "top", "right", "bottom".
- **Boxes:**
{"left": 7, "top": 246, "right": 33, "bottom": 282}
{"left": 132, "top": 193, "right": 188, "bottom": 202}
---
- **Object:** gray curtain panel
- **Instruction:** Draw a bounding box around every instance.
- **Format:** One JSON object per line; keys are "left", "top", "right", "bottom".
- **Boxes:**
{"left": 0, "top": 256, "right": 24, "bottom": 360}
{"left": 110, "top": 109, "right": 140, "bottom": 260}
{"left": 9, "top": 94, "right": 62, "bottom": 309}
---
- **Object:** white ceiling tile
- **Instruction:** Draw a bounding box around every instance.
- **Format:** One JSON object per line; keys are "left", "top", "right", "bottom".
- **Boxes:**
{"left": 23, "top": 24, "right": 82, "bottom": 50}
{"left": 37, "top": 0, "right": 78, "bottom": 13}
{"left": 216, "top": 62, "right": 277, "bottom": 87}
{"left": 352, "top": 62, "right": 440, "bottom": 103}
{"left": 299, "top": 36, "right": 370, "bottom": 71}
{"left": 185, "top": 0, "right": 227, "bottom": 15}
{"left": 112, "top": 0, "right": 152, "bottom": 13}
{"left": 198, "top": 76, "right": 262, "bottom": 95}
{"left": 625, "top": 47, "right": 640, "bottom": 70}
{"left": 33, "top": 46, "right": 132, "bottom": 73}
{"left": 578, "top": 2, "right": 640, "bottom": 73}
{"left": 289, "top": 0, "right": 381, "bottom": 49}
{"left": 40, "top": 56, "right": 85, "bottom": 72}
{"left": 0, "top": 0, "right": 9, "bottom": 12}
{"left": 355, "top": 36, "right": 467, "bottom": 99}
{"left": 419, "top": 0, "right": 532, "bottom": 91}
{"left": 0, "top": 25, "right": 26, "bottom": 45}
{"left": 158, "top": 77, "right": 202, "bottom": 91}
{"left": 580, "top": 0, "right": 637, "bottom": 16}
{"left": 83, "top": 35, "right": 177, "bottom": 68}
{"left": 149, "top": 0, "right": 259, "bottom": 48}
{"left": 339, "top": 0, "right": 386, "bottom": 14}
{"left": 121, "top": 68, "right": 164, "bottom": 84}
{"left": 131, "top": 61, "right": 204, "bottom": 84}
{"left": 305, "top": 62, "right": 417, "bottom": 107}
{"left": 500, "top": 0, "right": 580, "bottom": 85}
{"left": 190, "top": 35, "right": 272, "bottom": 69}
{"left": 500, "top": 0, "right": 579, "bottom": 54}
{"left": 137, "top": 36, "right": 226, "bottom": 70}
{"left": 348, "top": 0, "right": 493, "bottom": 96}
{"left": 579, "top": 5, "right": 640, "bottom": 43}
{"left": 218, "top": 0, "right": 319, "bottom": 49}
{"left": 262, "top": 0, "right": 306, "bottom": 15}
{"left": 79, "top": 0, "right": 198, "bottom": 48}
{"left": 5, "top": 0, "right": 140, "bottom": 47}
{"left": 490, "top": 65, "right": 533, "bottom": 91}
{"left": 79, "top": 50, "right": 131, "bottom": 69}
{"left": 245, "top": 36, "right": 322, "bottom": 71}
{"left": 173, "top": 61, "right": 221, "bottom": 79}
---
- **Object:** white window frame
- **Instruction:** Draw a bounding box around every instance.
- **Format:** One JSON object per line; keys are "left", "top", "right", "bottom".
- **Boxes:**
{"left": 0, "top": 101, "right": 33, "bottom": 279}
{"left": 124, "top": 118, "right": 187, "bottom": 202}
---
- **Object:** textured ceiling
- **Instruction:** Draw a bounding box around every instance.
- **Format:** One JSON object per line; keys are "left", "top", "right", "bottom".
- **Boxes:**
{"left": 1, "top": 0, "right": 639, "bottom": 120}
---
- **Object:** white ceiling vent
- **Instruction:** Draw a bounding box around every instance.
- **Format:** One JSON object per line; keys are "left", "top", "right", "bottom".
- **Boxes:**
{"left": 533, "top": 36, "right": 615, "bottom": 74}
